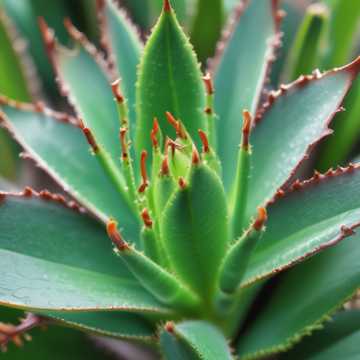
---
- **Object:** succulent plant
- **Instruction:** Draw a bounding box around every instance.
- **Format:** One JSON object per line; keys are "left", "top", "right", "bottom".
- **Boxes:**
{"left": 0, "top": 0, "right": 360, "bottom": 359}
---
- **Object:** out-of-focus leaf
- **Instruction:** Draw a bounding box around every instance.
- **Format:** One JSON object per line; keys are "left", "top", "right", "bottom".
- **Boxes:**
{"left": 160, "top": 320, "right": 233, "bottom": 360}
{"left": 190, "top": 0, "right": 224, "bottom": 64}
{"left": 282, "top": 310, "right": 360, "bottom": 360}
{"left": 284, "top": 4, "right": 329, "bottom": 82}
{"left": 3, "top": 325, "right": 115, "bottom": 359}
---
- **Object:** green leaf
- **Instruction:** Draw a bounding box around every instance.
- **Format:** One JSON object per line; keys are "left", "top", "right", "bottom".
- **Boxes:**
{"left": 282, "top": 310, "right": 360, "bottom": 359}
{"left": 51, "top": 38, "right": 121, "bottom": 166}
{"left": 0, "top": 105, "right": 139, "bottom": 242}
{"left": 99, "top": 0, "right": 142, "bottom": 126}
{"left": 213, "top": 0, "right": 280, "bottom": 191}
{"left": 2, "top": 325, "right": 115, "bottom": 359}
{"left": 160, "top": 320, "right": 233, "bottom": 360}
{"left": 135, "top": 3, "right": 206, "bottom": 155}
{"left": 245, "top": 58, "right": 360, "bottom": 223}
{"left": 237, "top": 220, "right": 360, "bottom": 359}
{"left": 317, "top": 79, "right": 360, "bottom": 171}
{"left": 44, "top": 311, "right": 155, "bottom": 341}
{"left": 190, "top": 0, "right": 224, "bottom": 63}
{"left": 322, "top": 0, "right": 360, "bottom": 69}
{"left": 242, "top": 164, "right": 360, "bottom": 288}
{"left": 0, "top": 192, "right": 168, "bottom": 314}
{"left": 162, "top": 164, "right": 228, "bottom": 301}
{"left": 284, "top": 4, "right": 329, "bottom": 82}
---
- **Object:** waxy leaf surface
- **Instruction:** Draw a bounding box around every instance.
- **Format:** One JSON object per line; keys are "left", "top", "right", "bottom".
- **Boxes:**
{"left": 0, "top": 194, "right": 167, "bottom": 314}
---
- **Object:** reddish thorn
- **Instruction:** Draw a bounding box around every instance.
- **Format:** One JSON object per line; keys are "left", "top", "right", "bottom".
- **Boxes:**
{"left": 111, "top": 79, "right": 124, "bottom": 103}
{"left": 38, "top": 17, "right": 55, "bottom": 51}
{"left": 119, "top": 128, "right": 128, "bottom": 160}
{"left": 150, "top": 118, "right": 159, "bottom": 148}
{"left": 160, "top": 156, "right": 170, "bottom": 176}
{"left": 203, "top": 73, "right": 214, "bottom": 95}
{"left": 313, "top": 170, "right": 321, "bottom": 180}
{"left": 242, "top": 110, "right": 252, "bottom": 151}
{"left": 23, "top": 187, "right": 33, "bottom": 197}
{"left": 138, "top": 150, "right": 149, "bottom": 193}
{"left": 275, "top": 189, "right": 285, "bottom": 199}
{"left": 163, "top": 0, "right": 171, "bottom": 12}
{"left": 204, "top": 107, "right": 213, "bottom": 115}
{"left": 192, "top": 145, "right": 200, "bottom": 165}
{"left": 198, "top": 130, "right": 210, "bottom": 153}
{"left": 34, "top": 101, "right": 45, "bottom": 112}
{"left": 253, "top": 207, "right": 267, "bottom": 231}
{"left": 81, "top": 126, "right": 99, "bottom": 153}
{"left": 292, "top": 180, "right": 302, "bottom": 190}
{"left": 0, "top": 193, "right": 6, "bottom": 203}
{"left": 106, "top": 220, "right": 129, "bottom": 251}
{"left": 164, "top": 321, "right": 175, "bottom": 333}
{"left": 165, "top": 112, "right": 186, "bottom": 139}
{"left": 141, "top": 208, "right": 153, "bottom": 228}
{"left": 39, "top": 190, "right": 52, "bottom": 200}
{"left": 178, "top": 177, "right": 186, "bottom": 189}
{"left": 341, "top": 225, "right": 355, "bottom": 237}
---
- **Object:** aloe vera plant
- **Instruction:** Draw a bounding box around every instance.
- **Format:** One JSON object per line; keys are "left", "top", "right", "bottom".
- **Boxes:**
{"left": 0, "top": 0, "right": 360, "bottom": 359}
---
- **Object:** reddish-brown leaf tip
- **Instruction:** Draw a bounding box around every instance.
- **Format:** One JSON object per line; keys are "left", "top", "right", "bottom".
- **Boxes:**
{"left": 165, "top": 112, "right": 186, "bottom": 139}
{"left": 341, "top": 225, "right": 355, "bottom": 237}
{"left": 192, "top": 145, "right": 200, "bottom": 165}
{"left": 119, "top": 127, "right": 128, "bottom": 160}
{"left": 203, "top": 73, "right": 214, "bottom": 95}
{"left": 106, "top": 220, "right": 129, "bottom": 251}
{"left": 38, "top": 17, "right": 55, "bottom": 51}
{"left": 242, "top": 110, "right": 252, "bottom": 151}
{"left": 178, "top": 177, "right": 187, "bottom": 189}
{"left": 141, "top": 208, "right": 153, "bottom": 228}
{"left": 79, "top": 120, "right": 99, "bottom": 153}
{"left": 163, "top": 0, "right": 172, "bottom": 12}
{"left": 164, "top": 321, "right": 175, "bottom": 333}
{"left": 111, "top": 79, "right": 124, "bottom": 103}
{"left": 198, "top": 130, "right": 210, "bottom": 153}
{"left": 160, "top": 156, "right": 170, "bottom": 176}
{"left": 151, "top": 118, "right": 160, "bottom": 148}
{"left": 138, "top": 150, "right": 149, "bottom": 193}
{"left": 253, "top": 207, "right": 267, "bottom": 231}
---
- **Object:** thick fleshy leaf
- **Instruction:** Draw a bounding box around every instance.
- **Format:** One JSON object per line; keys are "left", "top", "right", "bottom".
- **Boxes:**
{"left": 0, "top": 192, "right": 168, "bottom": 314}
{"left": 48, "top": 29, "right": 121, "bottom": 165}
{"left": 98, "top": 0, "right": 142, "bottom": 126}
{"left": 135, "top": 2, "right": 206, "bottom": 154}
{"left": 190, "top": 0, "right": 224, "bottom": 63}
{"left": 0, "top": 105, "right": 139, "bottom": 242}
{"left": 160, "top": 321, "right": 233, "bottom": 360}
{"left": 241, "top": 164, "right": 360, "bottom": 288}
{"left": 237, "top": 223, "right": 360, "bottom": 359}
{"left": 213, "top": 0, "right": 280, "bottom": 191}
{"left": 45, "top": 311, "right": 154, "bottom": 341}
{"left": 246, "top": 58, "right": 360, "bottom": 222}
{"left": 162, "top": 164, "right": 228, "bottom": 299}
{"left": 2, "top": 325, "right": 114, "bottom": 359}
{"left": 282, "top": 310, "right": 360, "bottom": 359}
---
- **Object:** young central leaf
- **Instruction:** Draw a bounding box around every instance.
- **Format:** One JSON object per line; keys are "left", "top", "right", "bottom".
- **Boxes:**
{"left": 135, "top": 2, "right": 206, "bottom": 154}
{"left": 161, "top": 164, "right": 228, "bottom": 302}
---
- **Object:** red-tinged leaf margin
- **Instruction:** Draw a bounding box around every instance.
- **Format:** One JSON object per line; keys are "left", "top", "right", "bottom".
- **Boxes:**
{"left": 241, "top": 162, "right": 360, "bottom": 289}
{"left": 0, "top": 97, "right": 112, "bottom": 224}
{"left": 38, "top": 17, "right": 117, "bottom": 103}
{"left": 208, "top": 0, "right": 284, "bottom": 92}
{"left": 96, "top": 0, "right": 143, "bottom": 73}
{"left": 253, "top": 56, "right": 360, "bottom": 195}
{"left": 0, "top": 10, "right": 41, "bottom": 99}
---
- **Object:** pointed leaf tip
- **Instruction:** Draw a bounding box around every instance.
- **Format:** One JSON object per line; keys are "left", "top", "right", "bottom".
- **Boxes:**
{"left": 111, "top": 79, "right": 124, "bottom": 103}
{"left": 151, "top": 118, "right": 160, "bottom": 148}
{"left": 163, "top": 0, "right": 172, "bottom": 12}
{"left": 106, "top": 220, "right": 129, "bottom": 251}
{"left": 253, "top": 207, "right": 267, "bottom": 231}
{"left": 242, "top": 110, "right": 252, "bottom": 151}
{"left": 138, "top": 150, "right": 149, "bottom": 193}
{"left": 141, "top": 208, "right": 153, "bottom": 228}
{"left": 38, "top": 17, "right": 55, "bottom": 52}
{"left": 198, "top": 130, "right": 210, "bottom": 153}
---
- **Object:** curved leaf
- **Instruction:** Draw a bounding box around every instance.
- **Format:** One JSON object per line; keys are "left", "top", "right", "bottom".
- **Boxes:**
{"left": 98, "top": 0, "right": 142, "bottom": 126}
{"left": 0, "top": 104, "right": 139, "bottom": 242}
{"left": 135, "top": 3, "right": 206, "bottom": 154}
{"left": 237, "top": 222, "right": 360, "bottom": 359}
{"left": 213, "top": 0, "right": 280, "bottom": 191}
{"left": 246, "top": 58, "right": 360, "bottom": 222}
{"left": 241, "top": 164, "right": 360, "bottom": 288}
{"left": 282, "top": 310, "right": 360, "bottom": 359}
{"left": 45, "top": 311, "right": 155, "bottom": 341}
{"left": 0, "top": 192, "right": 168, "bottom": 314}
{"left": 162, "top": 164, "right": 228, "bottom": 300}
{"left": 160, "top": 320, "right": 233, "bottom": 360}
